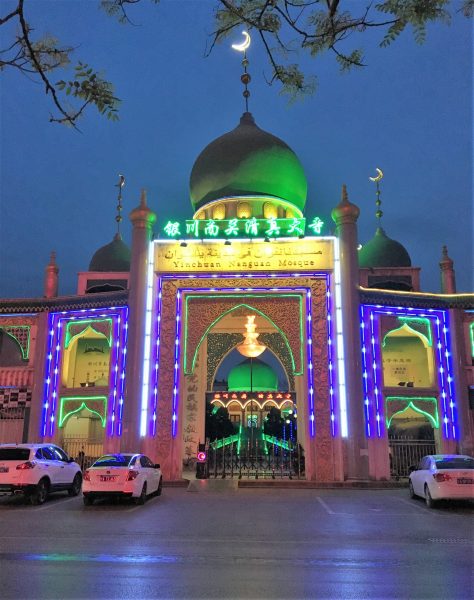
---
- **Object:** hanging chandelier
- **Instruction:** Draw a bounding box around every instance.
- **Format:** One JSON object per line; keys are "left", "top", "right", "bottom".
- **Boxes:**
{"left": 236, "top": 315, "right": 266, "bottom": 358}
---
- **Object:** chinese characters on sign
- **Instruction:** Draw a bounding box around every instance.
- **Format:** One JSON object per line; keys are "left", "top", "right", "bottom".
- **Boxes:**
{"left": 162, "top": 217, "right": 325, "bottom": 240}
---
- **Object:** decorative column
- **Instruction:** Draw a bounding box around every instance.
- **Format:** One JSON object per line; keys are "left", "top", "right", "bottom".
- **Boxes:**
{"left": 331, "top": 185, "right": 368, "bottom": 479}
{"left": 44, "top": 251, "right": 59, "bottom": 298}
{"left": 122, "top": 190, "right": 156, "bottom": 452}
{"left": 439, "top": 245, "right": 456, "bottom": 294}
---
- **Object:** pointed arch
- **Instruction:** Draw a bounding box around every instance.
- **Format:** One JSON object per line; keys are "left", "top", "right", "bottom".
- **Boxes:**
{"left": 188, "top": 303, "right": 297, "bottom": 375}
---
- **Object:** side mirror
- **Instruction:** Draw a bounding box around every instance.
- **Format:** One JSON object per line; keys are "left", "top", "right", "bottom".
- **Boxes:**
{"left": 154, "top": 463, "right": 161, "bottom": 469}
{"left": 408, "top": 465, "right": 417, "bottom": 473}
{"left": 68, "top": 457, "right": 75, "bottom": 463}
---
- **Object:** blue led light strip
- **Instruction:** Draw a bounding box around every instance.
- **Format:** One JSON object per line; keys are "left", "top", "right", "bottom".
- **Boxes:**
{"left": 360, "top": 305, "right": 458, "bottom": 440}
{"left": 147, "top": 270, "right": 341, "bottom": 440}
{"left": 42, "top": 307, "right": 128, "bottom": 438}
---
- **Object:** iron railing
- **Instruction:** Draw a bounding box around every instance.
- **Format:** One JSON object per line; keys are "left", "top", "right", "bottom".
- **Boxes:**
{"left": 61, "top": 437, "right": 104, "bottom": 470}
{"left": 389, "top": 436, "right": 436, "bottom": 478}
{"left": 203, "top": 438, "right": 304, "bottom": 479}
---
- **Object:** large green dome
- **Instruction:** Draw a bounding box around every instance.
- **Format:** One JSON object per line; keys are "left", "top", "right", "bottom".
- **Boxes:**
{"left": 359, "top": 227, "right": 411, "bottom": 268}
{"left": 190, "top": 112, "right": 307, "bottom": 212}
{"left": 89, "top": 234, "right": 131, "bottom": 272}
{"left": 228, "top": 359, "right": 278, "bottom": 392}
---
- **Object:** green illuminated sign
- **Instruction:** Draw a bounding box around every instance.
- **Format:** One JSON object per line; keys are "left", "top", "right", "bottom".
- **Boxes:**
{"left": 162, "top": 216, "right": 325, "bottom": 240}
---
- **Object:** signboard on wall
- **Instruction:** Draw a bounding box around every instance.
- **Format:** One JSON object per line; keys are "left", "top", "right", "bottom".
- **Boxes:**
{"left": 154, "top": 238, "right": 335, "bottom": 274}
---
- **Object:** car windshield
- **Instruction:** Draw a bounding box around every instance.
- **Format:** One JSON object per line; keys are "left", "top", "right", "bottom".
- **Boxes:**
{"left": 92, "top": 454, "right": 134, "bottom": 468}
{"left": 435, "top": 457, "right": 474, "bottom": 470}
{"left": 0, "top": 448, "right": 31, "bottom": 461}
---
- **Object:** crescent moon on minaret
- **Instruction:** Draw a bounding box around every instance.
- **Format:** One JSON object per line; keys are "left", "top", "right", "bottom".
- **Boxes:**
{"left": 232, "top": 31, "right": 251, "bottom": 52}
{"left": 369, "top": 167, "right": 384, "bottom": 182}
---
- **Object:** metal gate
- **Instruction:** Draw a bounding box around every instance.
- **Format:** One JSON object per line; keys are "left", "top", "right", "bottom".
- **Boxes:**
{"left": 205, "top": 437, "right": 305, "bottom": 479}
{"left": 389, "top": 435, "right": 436, "bottom": 478}
{"left": 61, "top": 437, "right": 104, "bottom": 471}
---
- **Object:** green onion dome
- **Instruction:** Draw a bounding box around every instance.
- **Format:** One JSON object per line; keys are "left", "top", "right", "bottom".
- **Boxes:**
{"left": 359, "top": 227, "right": 411, "bottom": 268}
{"left": 190, "top": 112, "right": 307, "bottom": 212}
{"left": 89, "top": 233, "right": 131, "bottom": 272}
{"left": 228, "top": 359, "right": 278, "bottom": 392}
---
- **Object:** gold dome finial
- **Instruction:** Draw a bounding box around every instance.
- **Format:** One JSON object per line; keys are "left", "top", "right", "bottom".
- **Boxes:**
{"left": 115, "top": 174, "right": 125, "bottom": 237}
{"left": 369, "top": 167, "right": 384, "bottom": 225}
{"left": 232, "top": 31, "right": 252, "bottom": 113}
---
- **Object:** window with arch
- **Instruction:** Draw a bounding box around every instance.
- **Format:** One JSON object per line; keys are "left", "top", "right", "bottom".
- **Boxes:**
{"left": 382, "top": 322, "right": 435, "bottom": 388}
{"left": 61, "top": 324, "right": 111, "bottom": 389}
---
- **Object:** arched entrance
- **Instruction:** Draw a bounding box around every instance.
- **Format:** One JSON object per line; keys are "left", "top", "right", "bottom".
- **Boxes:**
{"left": 184, "top": 308, "right": 304, "bottom": 479}
{"left": 387, "top": 402, "right": 438, "bottom": 477}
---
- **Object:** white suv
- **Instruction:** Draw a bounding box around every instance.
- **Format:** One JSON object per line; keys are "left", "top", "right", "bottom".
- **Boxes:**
{"left": 0, "top": 443, "right": 82, "bottom": 505}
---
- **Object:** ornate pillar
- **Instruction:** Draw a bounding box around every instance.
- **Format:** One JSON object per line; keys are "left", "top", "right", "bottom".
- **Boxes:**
{"left": 28, "top": 312, "right": 49, "bottom": 441}
{"left": 44, "top": 251, "right": 59, "bottom": 298}
{"left": 439, "top": 245, "right": 456, "bottom": 294}
{"left": 331, "top": 185, "right": 368, "bottom": 479}
{"left": 122, "top": 190, "right": 156, "bottom": 451}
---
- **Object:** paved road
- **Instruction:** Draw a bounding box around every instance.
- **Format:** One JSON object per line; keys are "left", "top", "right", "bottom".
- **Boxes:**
{"left": 0, "top": 487, "right": 472, "bottom": 599}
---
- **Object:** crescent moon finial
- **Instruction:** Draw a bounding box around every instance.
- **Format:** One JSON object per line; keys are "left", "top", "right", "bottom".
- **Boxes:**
{"left": 369, "top": 167, "right": 384, "bottom": 182}
{"left": 232, "top": 31, "right": 251, "bottom": 53}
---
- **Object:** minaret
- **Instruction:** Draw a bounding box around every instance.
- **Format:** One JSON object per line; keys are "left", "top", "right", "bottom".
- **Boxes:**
{"left": 331, "top": 185, "right": 368, "bottom": 479}
{"left": 44, "top": 251, "right": 59, "bottom": 298}
{"left": 122, "top": 190, "right": 157, "bottom": 451}
{"left": 439, "top": 245, "right": 456, "bottom": 293}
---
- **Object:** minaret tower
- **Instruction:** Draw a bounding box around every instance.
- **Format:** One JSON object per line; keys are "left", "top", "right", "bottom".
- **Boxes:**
{"left": 122, "top": 190, "right": 157, "bottom": 451}
{"left": 331, "top": 185, "right": 368, "bottom": 479}
{"left": 44, "top": 251, "right": 59, "bottom": 298}
{"left": 439, "top": 245, "right": 456, "bottom": 293}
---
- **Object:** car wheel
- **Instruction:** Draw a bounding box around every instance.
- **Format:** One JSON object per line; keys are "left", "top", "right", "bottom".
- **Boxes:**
{"left": 408, "top": 480, "right": 416, "bottom": 499}
{"left": 425, "top": 485, "right": 436, "bottom": 509}
{"left": 83, "top": 495, "right": 94, "bottom": 506}
{"left": 30, "top": 478, "right": 49, "bottom": 505}
{"left": 156, "top": 476, "right": 163, "bottom": 497}
{"left": 135, "top": 483, "right": 147, "bottom": 505}
{"left": 68, "top": 473, "right": 82, "bottom": 497}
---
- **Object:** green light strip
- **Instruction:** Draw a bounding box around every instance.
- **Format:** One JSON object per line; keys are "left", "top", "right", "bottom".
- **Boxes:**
{"left": 64, "top": 319, "right": 113, "bottom": 349}
{"left": 58, "top": 396, "right": 107, "bottom": 427}
{"left": 382, "top": 321, "right": 432, "bottom": 348}
{"left": 385, "top": 396, "right": 439, "bottom": 429}
{"left": 397, "top": 316, "right": 432, "bottom": 346}
{"left": 0, "top": 325, "right": 31, "bottom": 359}
{"left": 184, "top": 294, "right": 303, "bottom": 375}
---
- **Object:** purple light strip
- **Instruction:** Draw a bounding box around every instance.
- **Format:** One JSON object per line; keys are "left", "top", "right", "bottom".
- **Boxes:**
{"left": 306, "top": 287, "right": 315, "bottom": 436}
{"left": 171, "top": 291, "right": 182, "bottom": 437}
{"left": 151, "top": 272, "right": 333, "bottom": 440}
{"left": 369, "top": 309, "right": 383, "bottom": 437}
{"left": 325, "top": 282, "right": 337, "bottom": 436}
{"left": 361, "top": 305, "right": 458, "bottom": 440}
{"left": 42, "top": 307, "right": 128, "bottom": 438}
{"left": 41, "top": 316, "right": 55, "bottom": 437}
{"left": 359, "top": 305, "right": 372, "bottom": 437}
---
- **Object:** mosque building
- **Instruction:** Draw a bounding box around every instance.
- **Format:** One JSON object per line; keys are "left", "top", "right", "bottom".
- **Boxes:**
{"left": 1, "top": 44, "right": 473, "bottom": 483}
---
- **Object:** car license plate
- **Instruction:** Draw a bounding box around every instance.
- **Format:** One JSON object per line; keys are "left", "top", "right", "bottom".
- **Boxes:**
{"left": 457, "top": 478, "right": 473, "bottom": 484}
{"left": 0, "top": 467, "right": 8, "bottom": 473}
{"left": 100, "top": 475, "right": 116, "bottom": 482}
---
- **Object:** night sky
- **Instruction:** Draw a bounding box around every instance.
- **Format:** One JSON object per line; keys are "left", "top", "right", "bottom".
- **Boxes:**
{"left": 0, "top": 1, "right": 472, "bottom": 298}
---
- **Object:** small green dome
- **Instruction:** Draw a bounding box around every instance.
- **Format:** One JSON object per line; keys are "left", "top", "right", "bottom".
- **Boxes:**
{"left": 359, "top": 228, "right": 411, "bottom": 268}
{"left": 228, "top": 359, "right": 278, "bottom": 392}
{"left": 190, "top": 112, "right": 307, "bottom": 212}
{"left": 89, "top": 234, "right": 131, "bottom": 272}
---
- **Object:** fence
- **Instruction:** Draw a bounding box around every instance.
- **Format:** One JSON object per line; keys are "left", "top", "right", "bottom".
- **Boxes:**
{"left": 203, "top": 438, "right": 305, "bottom": 479}
{"left": 61, "top": 437, "right": 104, "bottom": 470}
{"left": 0, "top": 405, "right": 29, "bottom": 443}
{"left": 389, "top": 436, "right": 437, "bottom": 478}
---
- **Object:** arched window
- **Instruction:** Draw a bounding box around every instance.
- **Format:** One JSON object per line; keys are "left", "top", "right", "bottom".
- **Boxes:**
{"left": 382, "top": 324, "right": 434, "bottom": 388}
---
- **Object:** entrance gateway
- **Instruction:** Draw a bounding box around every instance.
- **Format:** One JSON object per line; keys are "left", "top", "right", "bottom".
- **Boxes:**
{"left": 139, "top": 236, "right": 344, "bottom": 481}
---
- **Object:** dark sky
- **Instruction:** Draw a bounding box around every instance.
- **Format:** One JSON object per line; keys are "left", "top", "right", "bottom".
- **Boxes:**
{"left": 0, "top": 1, "right": 472, "bottom": 297}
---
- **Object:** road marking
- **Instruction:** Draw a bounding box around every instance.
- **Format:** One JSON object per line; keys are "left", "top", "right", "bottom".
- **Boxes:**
{"left": 316, "top": 496, "right": 338, "bottom": 514}
{"left": 35, "top": 496, "right": 78, "bottom": 511}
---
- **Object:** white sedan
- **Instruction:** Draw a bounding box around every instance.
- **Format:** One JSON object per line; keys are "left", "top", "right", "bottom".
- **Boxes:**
{"left": 82, "top": 453, "right": 162, "bottom": 506}
{"left": 409, "top": 454, "right": 474, "bottom": 508}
